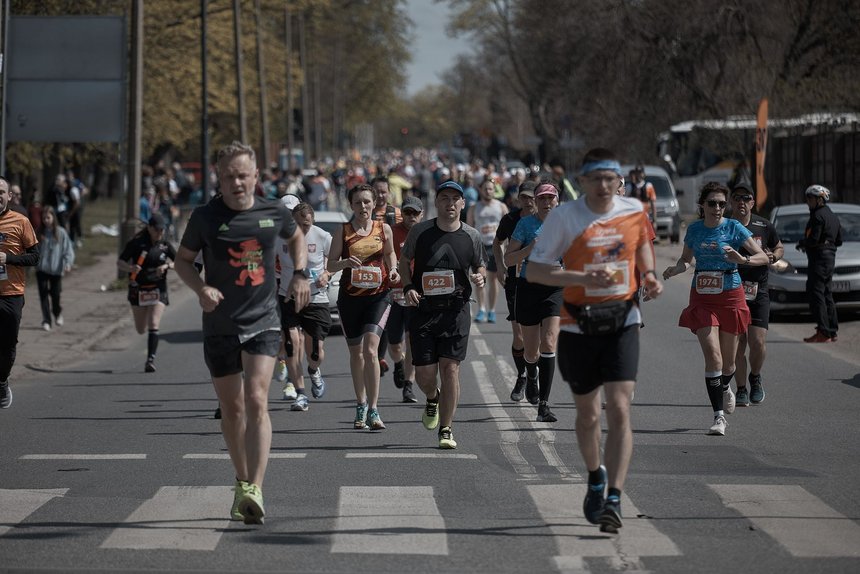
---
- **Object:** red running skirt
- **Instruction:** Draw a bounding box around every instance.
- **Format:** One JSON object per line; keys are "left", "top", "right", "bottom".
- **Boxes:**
{"left": 678, "top": 286, "right": 750, "bottom": 335}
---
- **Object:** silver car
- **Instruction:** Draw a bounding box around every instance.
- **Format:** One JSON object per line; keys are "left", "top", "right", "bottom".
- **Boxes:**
{"left": 310, "top": 210, "right": 349, "bottom": 328}
{"left": 621, "top": 164, "right": 682, "bottom": 243}
{"left": 768, "top": 202, "right": 860, "bottom": 314}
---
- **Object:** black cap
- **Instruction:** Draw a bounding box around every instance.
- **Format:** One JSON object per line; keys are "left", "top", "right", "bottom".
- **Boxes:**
{"left": 148, "top": 213, "right": 166, "bottom": 230}
{"left": 401, "top": 196, "right": 424, "bottom": 212}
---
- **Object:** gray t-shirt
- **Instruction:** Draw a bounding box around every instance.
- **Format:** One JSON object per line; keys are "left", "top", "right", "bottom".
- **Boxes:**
{"left": 181, "top": 196, "right": 297, "bottom": 336}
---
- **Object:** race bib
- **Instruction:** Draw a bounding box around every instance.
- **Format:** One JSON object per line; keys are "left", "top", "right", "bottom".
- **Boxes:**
{"left": 742, "top": 280, "right": 758, "bottom": 301}
{"left": 138, "top": 288, "right": 160, "bottom": 306}
{"left": 392, "top": 288, "right": 407, "bottom": 306}
{"left": 695, "top": 271, "right": 724, "bottom": 295}
{"left": 351, "top": 266, "right": 382, "bottom": 289}
{"left": 583, "top": 261, "right": 629, "bottom": 297}
{"left": 0, "top": 264, "right": 7, "bottom": 281}
{"left": 421, "top": 269, "right": 456, "bottom": 296}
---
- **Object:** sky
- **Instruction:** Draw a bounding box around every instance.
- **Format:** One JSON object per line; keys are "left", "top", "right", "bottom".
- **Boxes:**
{"left": 403, "top": 0, "right": 470, "bottom": 95}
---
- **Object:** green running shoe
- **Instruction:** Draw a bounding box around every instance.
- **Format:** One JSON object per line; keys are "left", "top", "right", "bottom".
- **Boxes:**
{"left": 422, "top": 389, "right": 440, "bottom": 430}
{"left": 231, "top": 480, "right": 249, "bottom": 521}
{"left": 238, "top": 483, "right": 265, "bottom": 525}
{"left": 438, "top": 426, "right": 457, "bottom": 449}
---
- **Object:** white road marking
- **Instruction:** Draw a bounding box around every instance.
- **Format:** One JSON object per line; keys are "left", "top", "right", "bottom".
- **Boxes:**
{"left": 19, "top": 454, "right": 146, "bottom": 460}
{"left": 473, "top": 338, "right": 492, "bottom": 355}
{"left": 182, "top": 453, "right": 307, "bottom": 459}
{"left": 528, "top": 484, "right": 681, "bottom": 564}
{"left": 101, "top": 486, "right": 232, "bottom": 551}
{"left": 331, "top": 486, "right": 447, "bottom": 555}
{"left": 345, "top": 453, "right": 478, "bottom": 459}
{"left": 0, "top": 488, "right": 68, "bottom": 537}
{"left": 471, "top": 360, "right": 537, "bottom": 480}
{"left": 710, "top": 484, "right": 860, "bottom": 557}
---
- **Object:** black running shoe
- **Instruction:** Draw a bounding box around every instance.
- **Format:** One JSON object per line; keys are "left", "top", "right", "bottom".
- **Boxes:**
{"left": 510, "top": 377, "right": 526, "bottom": 402}
{"left": 0, "top": 381, "right": 12, "bottom": 409}
{"left": 402, "top": 381, "right": 418, "bottom": 403}
{"left": 536, "top": 401, "right": 557, "bottom": 422}
{"left": 393, "top": 361, "right": 405, "bottom": 389}
{"left": 525, "top": 377, "right": 539, "bottom": 405}
{"left": 214, "top": 406, "right": 222, "bottom": 419}
{"left": 599, "top": 499, "right": 623, "bottom": 533}
{"left": 145, "top": 357, "right": 156, "bottom": 373}
{"left": 583, "top": 465, "right": 606, "bottom": 524}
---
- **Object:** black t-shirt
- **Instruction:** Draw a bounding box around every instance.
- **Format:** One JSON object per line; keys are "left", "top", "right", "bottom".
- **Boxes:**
{"left": 401, "top": 219, "right": 485, "bottom": 302}
{"left": 180, "top": 196, "right": 298, "bottom": 336}
{"left": 737, "top": 214, "right": 780, "bottom": 285}
{"left": 119, "top": 233, "right": 176, "bottom": 290}
{"left": 495, "top": 208, "right": 523, "bottom": 280}
{"left": 802, "top": 205, "right": 843, "bottom": 254}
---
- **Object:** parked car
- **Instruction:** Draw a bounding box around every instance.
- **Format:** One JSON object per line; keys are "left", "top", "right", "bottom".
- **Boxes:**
{"left": 311, "top": 210, "right": 349, "bottom": 329}
{"left": 768, "top": 202, "right": 860, "bottom": 314}
{"left": 620, "top": 164, "right": 682, "bottom": 243}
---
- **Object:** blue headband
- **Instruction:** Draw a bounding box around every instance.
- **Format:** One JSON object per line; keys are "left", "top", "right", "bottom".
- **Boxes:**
{"left": 580, "top": 160, "right": 622, "bottom": 176}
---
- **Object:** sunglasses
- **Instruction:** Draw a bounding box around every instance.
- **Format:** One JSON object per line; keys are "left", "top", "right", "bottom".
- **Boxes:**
{"left": 732, "top": 195, "right": 754, "bottom": 202}
{"left": 402, "top": 209, "right": 421, "bottom": 215}
{"left": 705, "top": 200, "right": 727, "bottom": 208}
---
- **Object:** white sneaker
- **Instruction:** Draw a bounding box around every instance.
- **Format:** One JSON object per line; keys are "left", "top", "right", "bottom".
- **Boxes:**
{"left": 723, "top": 387, "right": 736, "bottom": 414}
{"left": 708, "top": 415, "right": 727, "bottom": 436}
{"left": 273, "top": 359, "right": 287, "bottom": 383}
{"left": 55, "top": 315, "right": 64, "bottom": 327}
{"left": 283, "top": 382, "right": 298, "bottom": 401}
{"left": 42, "top": 322, "right": 51, "bottom": 331}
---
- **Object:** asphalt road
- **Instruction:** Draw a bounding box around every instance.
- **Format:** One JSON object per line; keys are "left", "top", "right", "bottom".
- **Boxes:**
{"left": 1, "top": 242, "right": 859, "bottom": 574}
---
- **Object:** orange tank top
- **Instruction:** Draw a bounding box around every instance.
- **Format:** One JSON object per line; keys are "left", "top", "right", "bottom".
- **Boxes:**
{"left": 341, "top": 219, "right": 388, "bottom": 296}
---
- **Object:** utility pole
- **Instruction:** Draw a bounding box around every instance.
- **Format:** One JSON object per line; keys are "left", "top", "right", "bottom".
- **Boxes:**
{"left": 313, "top": 62, "right": 321, "bottom": 161}
{"left": 201, "top": 0, "right": 210, "bottom": 198}
{"left": 122, "top": 0, "right": 144, "bottom": 254}
{"left": 285, "top": 6, "right": 294, "bottom": 168}
{"left": 233, "top": 0, "right": 247, "bottom": 143}
{"left": 298, "top": 11, "right": 311, "bottom": 164}
{"left": 0, "top": 0, "right": 10, "bottom": 176}
{"left": 254, "top": 0, "right": 269, "bottom": 169}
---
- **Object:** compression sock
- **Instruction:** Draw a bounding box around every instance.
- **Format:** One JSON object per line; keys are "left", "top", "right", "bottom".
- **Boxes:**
{"left": 512, "top": 347, "right": 526, "bottom": 377}
{"left": 538, "top": 352, "right": 556, "bottom": 402}
{"left": 147, "top": 329, "right": 159, "bottom": 359}
{"left": 721, "top": 371, "right": 735, "bottom": 392}
{"left": 525, "top": 359, "right": 538, "bottom": 381}
{"left": 705, "top": 370, "right": 723, "bottom": 413}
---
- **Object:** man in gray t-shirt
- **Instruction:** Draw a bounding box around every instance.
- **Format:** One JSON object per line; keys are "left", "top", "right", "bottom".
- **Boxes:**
{"left": 175, "top": 142, "right": 309, "bottom": 526}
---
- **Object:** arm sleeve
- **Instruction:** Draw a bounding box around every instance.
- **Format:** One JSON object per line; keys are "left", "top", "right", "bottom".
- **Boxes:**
{"left": 6, "top": 244, "right": 40, "bottom": 266}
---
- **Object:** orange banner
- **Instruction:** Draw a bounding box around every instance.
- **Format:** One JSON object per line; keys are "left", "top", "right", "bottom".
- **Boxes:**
{"left": 755, "top": 98, "right": 768, "bottom": 210}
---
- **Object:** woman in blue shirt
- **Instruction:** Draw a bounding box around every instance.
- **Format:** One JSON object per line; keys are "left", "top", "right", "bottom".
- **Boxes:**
{"left": 662, "top": 182, "right": 768, "bottom": 436}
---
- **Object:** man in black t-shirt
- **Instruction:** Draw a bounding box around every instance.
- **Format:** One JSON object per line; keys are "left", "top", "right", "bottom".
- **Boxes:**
{"left": 730, "top": 184, "right": 783, "bottom": 406}
{"left": 399, "top": 181, "right": 486, "bottom": 450}
{"left": 176, "top": 142, "right": 309, "bottom": 525}
{"left": 492, "top": 181, "right": 536, "bottom": 401}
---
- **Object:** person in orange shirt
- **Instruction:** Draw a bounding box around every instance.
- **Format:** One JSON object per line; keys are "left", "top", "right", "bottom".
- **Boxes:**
{"left": 527, "top": 148, "right": 662, "bottom": 534}
{"left": 1, "top": 177, "right": 41, "bottom": 409}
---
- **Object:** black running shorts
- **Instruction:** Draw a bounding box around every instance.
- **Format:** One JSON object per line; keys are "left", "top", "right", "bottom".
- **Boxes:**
{"left": 337, "top": 290, "right": 391, "bottom": 346}
{"left": 386, "top": 302, "right": 414, "bottom": 345}
{"left": 746, "top": 288, "right": 770, "bottom": 330}
{"left": 557, "top": 325, "right": 639, "bottom": 395}
{"left": 203, "top": 329, "right": 282, "bottom": 378}
{"left": 279, "top": 299, "right": 332, "bottom": 341}
{"left": 409, "top": 304, "right": 470, "bottom": 366}
{"left": 504, "top": 278, "right": 517, "bottom": 321}
{"left": 514, "top": 279, "right": 562, "bottom": 326}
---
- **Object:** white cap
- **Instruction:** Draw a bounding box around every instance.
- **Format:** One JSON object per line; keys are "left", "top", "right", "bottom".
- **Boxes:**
{"left": 280, "top": 194, "right": 300, "bottom": 210}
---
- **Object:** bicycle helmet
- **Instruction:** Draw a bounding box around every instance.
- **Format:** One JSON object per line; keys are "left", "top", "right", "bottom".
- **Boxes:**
{"left": 804, "top": 184, "right": 830, "bottom": 202}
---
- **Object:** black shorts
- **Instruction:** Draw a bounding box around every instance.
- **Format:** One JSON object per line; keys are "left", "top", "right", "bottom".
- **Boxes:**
{"left": 337, "top": 291, "right": 391, "bottom": 345}
{"left": 514, "top": 279, "right": 563, "bottom": 326}
{"left": 504, "top": 278, "right": 517, "bottom": 321}
{"left": 409, "top": 304, "right": 470, "bottom": 366}
{"left": 279, "top": 299, "right": 332, "bottom": 341}
{"left": 127, "top": 284, "right": 169, "bottom": 307}
{"left": 386, "top": 302, "right": 414, "bottom": 345}
{"left": 557, "top": 325, "right": 639, "bottom": 395}
{"left": 483, "top": 244, "right": 497, "bottom": 272}
{"left": 746, "top": 288, "right": 770, "bottom": 330}
{"left": 203, "top": 329, "right": 282, "bottom": 378}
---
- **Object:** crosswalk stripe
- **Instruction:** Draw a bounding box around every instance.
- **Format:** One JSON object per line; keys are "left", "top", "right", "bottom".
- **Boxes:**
{"left": 710, "top": 484, "right": 860, "bottom": 557}
{"left": 182, "top": 453, "right": 307, "bottom": 459}
{"left": 527, "top": 484, "right": 681, "bottom": 561}
{"left": 345, "top": 453, "right": 478, "bottom": 459}
{"left": 473, "top": 338, "right": 491, "bottom": 355}
{"left": 0, "top": 488, "right": 68, "bottom": 537}
{"left": 331, "top": 486, "right": 447, "bottom": 555}
{"left": 19, "top": 454, "right": 146, "bottom": 460}
{"left": 100, "top": 486, "right": 232, "bottom": 551}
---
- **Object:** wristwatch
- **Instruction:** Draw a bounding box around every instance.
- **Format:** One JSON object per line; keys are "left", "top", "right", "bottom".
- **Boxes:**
{"left": 293, "top": 268, "right": 311, "bottom": 279}
{"left": 743, "top": 255, "right": 751, "bottom": 264}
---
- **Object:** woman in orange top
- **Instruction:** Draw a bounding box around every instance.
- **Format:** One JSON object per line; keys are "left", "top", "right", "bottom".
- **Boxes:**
{"left": 328, "top": 184, "right": 399, "bottom": 430}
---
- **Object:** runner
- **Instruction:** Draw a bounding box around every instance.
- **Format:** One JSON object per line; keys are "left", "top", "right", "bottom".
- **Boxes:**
{"left": 467, "top": 178, "right": 508, "bottom": 322}
{"left": 117, "top": 213, "right": 176, "bottom": 373}
{"left": 174, "top": 141, "right": 310, "bottom": 525}
{"left": 399, "top": 181, "right": 486, "bottom": 449}
{"left": 1, "top": 177, "right": 40, "bottom": 409}
{"left": 527, "top": 148, "right": 663, "bottom": 534}
{"left": 327, "top": 183, "right": 399, "bottom": 430}
{"left": 729, "top": 183, "right": 784, "bottom": 406}
{"left": 492, "top": 181, "right": 537, "bottom": 400}
{"left": 275, "top": 193, "right": 302, "bottom": 398}
{"left": 663, "top": 182, "right": 768, "bottom": 436}
{"left": 386, "top": 195, "right": 424, "bottom": 403}
{"left": 370, "top": 175, "right": 401, "bottom": 376}
{"left": 504, "top": 183, "right": 562, "bottom": 421}
{"left": 276, "top": 202, "right": 333, "bottom": 412}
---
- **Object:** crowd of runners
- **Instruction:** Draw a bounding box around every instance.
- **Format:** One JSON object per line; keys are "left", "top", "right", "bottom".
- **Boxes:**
{"left": 1, "top": 140, "right": 843, "bottom": 536}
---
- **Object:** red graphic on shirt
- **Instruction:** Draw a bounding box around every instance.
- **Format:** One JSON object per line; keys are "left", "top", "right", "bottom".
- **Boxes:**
{"left": 228, "top": 239, "right": 265, "bottom": 286}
